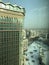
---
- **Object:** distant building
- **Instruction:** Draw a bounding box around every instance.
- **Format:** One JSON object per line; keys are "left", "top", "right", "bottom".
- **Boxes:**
{"left": 26, "top": 29, "right": 48, "bottom": 39}
{"left": 26, "top": 30, "right": 30, "bottom": 38}
{"left": 0, "top": 1, "right": 25, "bottom": 65}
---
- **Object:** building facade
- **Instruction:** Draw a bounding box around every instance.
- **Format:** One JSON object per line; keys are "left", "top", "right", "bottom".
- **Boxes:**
{"left": 0, "top": 1, "right": 25, "bottom": 65}
{"left": 20, "top": 30, "right": 28, "bottom": 65}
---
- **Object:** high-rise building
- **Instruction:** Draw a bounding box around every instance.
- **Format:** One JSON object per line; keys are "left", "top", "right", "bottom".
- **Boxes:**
{"left": 0, "top": 1, "right": 25, "bottom": 65}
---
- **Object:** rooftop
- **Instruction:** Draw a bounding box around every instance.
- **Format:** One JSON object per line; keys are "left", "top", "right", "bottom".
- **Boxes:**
{"left": 0, "top": 1, "right": 25, "bottom": 13}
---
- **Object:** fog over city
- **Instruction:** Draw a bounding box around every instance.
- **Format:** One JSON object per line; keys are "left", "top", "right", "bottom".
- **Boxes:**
{"left": 3, "top": 0, "right": 49, "bottom": 29}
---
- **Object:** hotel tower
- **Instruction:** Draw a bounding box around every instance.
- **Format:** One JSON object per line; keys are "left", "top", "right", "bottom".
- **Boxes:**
{"left": 0, "top": 1, "right": 25, "bottom": 65}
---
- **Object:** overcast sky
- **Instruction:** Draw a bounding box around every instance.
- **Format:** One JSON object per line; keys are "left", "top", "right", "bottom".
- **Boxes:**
{"left": 3, "top": 0, "right": 49, "bottom": 29}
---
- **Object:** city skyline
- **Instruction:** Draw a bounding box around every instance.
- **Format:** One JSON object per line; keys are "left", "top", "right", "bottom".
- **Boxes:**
{"left": 2, "top": 0, "right": 49, "bottom": 29}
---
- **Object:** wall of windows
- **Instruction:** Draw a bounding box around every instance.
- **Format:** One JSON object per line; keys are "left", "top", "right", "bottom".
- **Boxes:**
{"left": 0, "top": 31, "right": 19, "bottom": 65}
{"left": 0, "top": 16, "right": 23, "bottom": 30}
{"left": 0, "top": 1, "right": 25, "bottom": 65}
{"left": 0, "top": 16, "right": 20, "bottom": 65}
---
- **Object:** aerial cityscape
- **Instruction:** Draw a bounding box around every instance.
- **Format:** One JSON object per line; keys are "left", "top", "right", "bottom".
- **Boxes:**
{"left": 0, "top": 0, "right": 49, "bottom": 65}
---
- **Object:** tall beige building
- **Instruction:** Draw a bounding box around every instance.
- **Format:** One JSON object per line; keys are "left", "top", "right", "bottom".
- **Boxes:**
{"left": 0, "top": 1, "right": 25, "bottom": 65}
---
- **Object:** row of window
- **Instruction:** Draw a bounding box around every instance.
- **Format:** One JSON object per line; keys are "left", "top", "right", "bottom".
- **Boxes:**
{"left": 0, "top": 39, "right": 19, "bottom": 41}
{"left": 0, "top": 27, "right": 22, "bottom": 30}
{"left": 0, "top": 28, "right": 21, "bottom": 30}
{"left": 0, "top": 16, "right": 23, "bottom": 27}
{"left": 0, "top": 50, "right": 19, "bottom": 55}
{"left": 0, "top": 44, "right": 19, "bottom": 47}
{"left": 0, "top": 31, "right": 19, "bottom": 35}
{"left": 0, "top": 40, "right": 19, "bottom": 42}
{"left": 0, "top": 16, "right": 18, "bottom": 22}
{"left": 0, "top": 39, "right": 19, "bottom": 44}
{"left": 0, "top": 23, "right": 19, "bottom": 26}
{"left": 0, "top": 24, "right": 22, "bottom": 29}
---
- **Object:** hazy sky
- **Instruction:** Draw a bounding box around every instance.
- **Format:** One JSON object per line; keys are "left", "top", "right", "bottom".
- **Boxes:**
{"left": 3, "top": 0, "right": 49, "bottom": 29}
